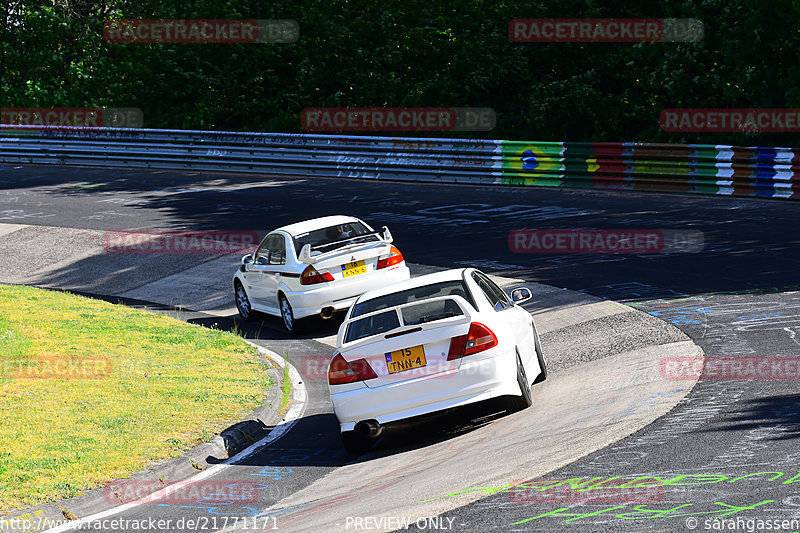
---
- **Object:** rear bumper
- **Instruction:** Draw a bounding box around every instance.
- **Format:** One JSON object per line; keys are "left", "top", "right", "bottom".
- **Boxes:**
{"left": 287, "top": 265, "right": 410, "bottom": 319}
{"left": 330, "top": 350, "right": 518, "bottom": 432}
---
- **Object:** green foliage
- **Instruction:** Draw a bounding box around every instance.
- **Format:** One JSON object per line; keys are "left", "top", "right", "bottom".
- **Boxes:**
{"left": 1, "top": 0, "right": 798, "bottom": 143}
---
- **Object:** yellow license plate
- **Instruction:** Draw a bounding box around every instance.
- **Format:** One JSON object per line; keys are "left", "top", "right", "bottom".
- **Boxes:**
{"left": 342, "top": 260, "right": 367, "bottom": 278}
{"left": 385, "top": 345, "right": 427, "bottom": 374}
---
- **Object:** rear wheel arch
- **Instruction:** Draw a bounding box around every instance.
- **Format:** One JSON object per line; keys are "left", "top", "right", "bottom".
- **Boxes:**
{"left": 532, "top": 327, "right": 547, "bottom": 384}
{"left": 505, "top": 351, "right": 533, "bottom": 412}
{"left": 515, "top": 345, "right": 530, "bottom": 378}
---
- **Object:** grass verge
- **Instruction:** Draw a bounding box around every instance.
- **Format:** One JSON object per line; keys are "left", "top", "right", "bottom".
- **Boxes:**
{"left": 0, "top": 285, "right": 274, "bottom": 514}
{"left": 279, "top": 360, "right": 291, "bottom": 414}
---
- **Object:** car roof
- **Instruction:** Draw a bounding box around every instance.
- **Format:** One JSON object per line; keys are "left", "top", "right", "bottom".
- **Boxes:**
{"left": 276, "top": 215, "right": 364, "bottom": 237}
{"left": 356, "top": 268, "right": 473, "bottom": 303}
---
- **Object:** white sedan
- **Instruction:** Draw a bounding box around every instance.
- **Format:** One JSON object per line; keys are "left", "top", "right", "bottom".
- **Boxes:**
{"left": 328, "top": 268, "right": 547, "bottom": 453}
{"left": 233, "top": 215, "right": 410, "bottom": 333}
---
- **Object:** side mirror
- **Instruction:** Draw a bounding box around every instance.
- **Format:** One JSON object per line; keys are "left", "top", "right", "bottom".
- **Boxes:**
{"left": 511, "top": 287, "right": 532, "bottom": 303}
{"left": 298, "top": 243, "right": 313, "bottom": 264}
{"left": 381, "top": 226, "right": 393, "bottom": 243}
{"left": 241, "top": 254, "right": 254, "bottom": 265}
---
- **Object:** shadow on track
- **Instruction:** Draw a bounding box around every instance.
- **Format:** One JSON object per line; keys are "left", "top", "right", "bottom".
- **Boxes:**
{"left": 705, "top": 393, "right": 800, "bottom": 441}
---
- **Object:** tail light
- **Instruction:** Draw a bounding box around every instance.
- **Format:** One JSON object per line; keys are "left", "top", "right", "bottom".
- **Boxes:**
{"left": 447, "top": 322, "right": 498, "bottom": 360}
{"left": 377, "top": 246, "right": 404, "bottom": 269}
{"left": 328, "top": 353, "right": 378, "bottom": 385}
{"left": 301, "top": 265, "right": 335, "bottom": 285}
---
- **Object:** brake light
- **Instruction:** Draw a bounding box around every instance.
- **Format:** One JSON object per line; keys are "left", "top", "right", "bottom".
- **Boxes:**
{"left": 447, "top": 322, "right": 498, "bottom": 360}
{"left": 377, "top": 246, "right": 404, "bottom": 269}
{"left": 328, "top": 353, "right": 378, "bottom": 385}
{"left": 300, "top": 265, "right": 335, "bottom": 285}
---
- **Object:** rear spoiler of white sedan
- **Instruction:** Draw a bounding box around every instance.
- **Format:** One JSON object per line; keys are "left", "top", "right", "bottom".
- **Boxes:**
{"left": 337, "top": 295, "right": 474, "bottom": 350}
{"left": 297, "top": 226, "right": 394, "bottom": 265}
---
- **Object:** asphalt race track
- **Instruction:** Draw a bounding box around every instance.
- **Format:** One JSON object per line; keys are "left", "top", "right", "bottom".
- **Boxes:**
{"left": 1, "top": 164, "right": 800, "bottom": 533}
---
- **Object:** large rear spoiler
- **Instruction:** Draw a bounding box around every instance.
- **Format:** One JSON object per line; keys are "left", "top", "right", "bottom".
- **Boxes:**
{"left": 338, "top": 295, "right": 473, "bottom": 348}
{"left": 298, "top": 226, "right": 394, "bottom": 264}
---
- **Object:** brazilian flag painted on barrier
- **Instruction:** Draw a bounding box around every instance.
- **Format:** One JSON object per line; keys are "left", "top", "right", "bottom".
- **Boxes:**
{"left": 500, "top": 141, "right": 564, "bottom": 186}
{"left": 563, "top": 143, "right": 599, "bottom": 188}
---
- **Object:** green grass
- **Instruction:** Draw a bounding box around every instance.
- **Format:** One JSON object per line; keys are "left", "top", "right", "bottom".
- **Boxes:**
{"left": 279, "top": 360, "right": 291, "bottom": 414}
{"left": 0, "top": 285, "right": 274, "bottom": 514}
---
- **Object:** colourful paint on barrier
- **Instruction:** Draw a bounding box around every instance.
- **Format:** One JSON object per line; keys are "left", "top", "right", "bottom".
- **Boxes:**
{"left": 499, "top": 140, "right": 800, "bottom": 199}
{"left": 3, "top": 126, "right": 800, "bottom": 200}
{"left": 501, "top": 141, "right": 565, "bottom": 186}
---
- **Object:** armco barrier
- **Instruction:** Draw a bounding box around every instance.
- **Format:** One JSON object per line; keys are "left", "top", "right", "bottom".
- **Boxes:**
{"left": 502, "top": 141, "right": 800, "bottom": 199}
{"left": 1, "top": 125, "right": 798, "bottom": 199}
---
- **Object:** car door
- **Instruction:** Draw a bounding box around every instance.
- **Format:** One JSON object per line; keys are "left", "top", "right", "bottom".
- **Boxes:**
{"left": 261, "top": 234, "right": 289, "bottom": 311}
{"left": 244, "top": 234, "right": 284, "bottom": 312}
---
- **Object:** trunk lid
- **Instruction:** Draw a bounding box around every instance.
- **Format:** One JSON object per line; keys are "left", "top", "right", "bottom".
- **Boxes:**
{"left": 337, "top": 296, "right": 473, "bottom": 388}
{"left": 310, "top": 241, "right": 394, "bottom": 281}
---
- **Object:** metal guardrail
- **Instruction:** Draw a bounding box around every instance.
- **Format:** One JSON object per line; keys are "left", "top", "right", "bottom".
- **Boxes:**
{"left": 1, "top": 126, "right": 797, "bottom": 199}
{"left": 501, "top": 141, "right": 800, "bottom": 199}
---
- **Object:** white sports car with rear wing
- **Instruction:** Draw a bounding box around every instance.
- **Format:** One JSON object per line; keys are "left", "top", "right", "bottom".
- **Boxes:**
{"left": 233, "top": 215, "right": 410, "bottom": 333}
{"left": 328, "top": 268, "right": 547, "bottom": 453}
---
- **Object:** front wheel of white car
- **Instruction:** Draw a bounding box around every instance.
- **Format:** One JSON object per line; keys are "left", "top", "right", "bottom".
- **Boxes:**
{"left": 279, "top": 295, "right": 301, "bottom": 334}
{"left": 235, "top": 281, "right": 254, "bottom": 321}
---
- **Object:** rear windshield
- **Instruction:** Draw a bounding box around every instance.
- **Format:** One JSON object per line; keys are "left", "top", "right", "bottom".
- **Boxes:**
{"left": 293, "top": 221, "right": 379, "bottom": 255}
{"left": 401, "top": 299, "right": 464, "bottom": 326}
{"left": 344, "top": 310, "right": 401, "bottom": 343}
{"left": 351, "top": 280, "right": 474, "bottom": 318}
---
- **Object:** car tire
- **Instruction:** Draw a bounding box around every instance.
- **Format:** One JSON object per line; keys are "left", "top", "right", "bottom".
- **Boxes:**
{"left": 532, "top": 328, "right": 547, "bottom": 384}
{"left": 279, "top": 294, "right": 302, "bottom": 334}
{"left": 506, "top": 353, "right": 533, "bottom": 412}
{"left": 340, "top": 430, "right": 374, "bottom": 455}
{"left": 234, "top": 281, "right": 254, "bottom": 321}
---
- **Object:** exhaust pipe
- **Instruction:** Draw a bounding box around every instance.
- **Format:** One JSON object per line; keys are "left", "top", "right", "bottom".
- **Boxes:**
{"left": 355, "top": 420, "right": 383, "bottom": 438}
{"left": 320, "top": 307, "right": 335, "bottom": 320}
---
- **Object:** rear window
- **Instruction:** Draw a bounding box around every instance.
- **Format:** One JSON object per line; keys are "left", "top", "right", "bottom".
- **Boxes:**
{"left": 351, "top": 280, "right": 474, "bottom": 318}
{"left": 401, "top": 299, "right": 464, "bottom": 326}
{"left": 344, "top": 310, "right": 401, "bottom": 343}
{"left": 293, "top": 221, "right": 379, "bottom": 255}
